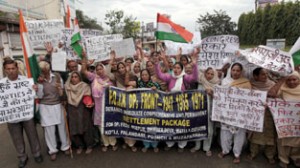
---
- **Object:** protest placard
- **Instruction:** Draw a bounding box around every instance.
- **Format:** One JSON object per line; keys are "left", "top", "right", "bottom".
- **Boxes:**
{"left": 0, "top": 78, "right": 35, "bottom": 124}
{"left": 212, "top": 86, "right": 267, "bottom": 132}
{"left": 84, "top": 34, "right": 123, "bottom": 60}
{"left": 164, "top": 40, "right": 194, "bottom": 56}
{"left": 26, "top": 19, "right": 64, "bottom": 48}
{"left": 61, "top": 28, "right": 105, "bottom": 60}
{"left": 51, "top": 51, "right": 67, "bottom": 72}
{"left": 267, "top": 98, "right": 300, "bottom": 138}
{"left": 240, "top": 45, "right": 294, "bottom": 76}
{"left": 102, "top": 87, "right": 208, "bottom": 141}
{"left": 199, "top": 35, "right": 239, "bottom": 69}
{"left": 110, "top": 38, "right": 135, "bottom": 58}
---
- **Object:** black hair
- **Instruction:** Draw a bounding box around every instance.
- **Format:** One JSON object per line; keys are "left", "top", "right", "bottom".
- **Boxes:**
{"left": 253, "top": 67, "right": 263, "bottom": 77}
{"left": 205, "top": 67, "right": 213, "bottom": 73}
{"left": 117, "top": 62, "right": 126, "bottom": 70}
{"left": 3, "top": 59, "right": 18, "bottom": 68}
{"left": 140, "top": 69, "right": 151, "bottom": 82}
{"left": 231, "top": 62, "right": 243, "bottom": 71}
{"left": 174, "top": 62, "right": 184, "bottom": 70}
{"left": 125, "top": 57, "right": 134, "bottom": 63}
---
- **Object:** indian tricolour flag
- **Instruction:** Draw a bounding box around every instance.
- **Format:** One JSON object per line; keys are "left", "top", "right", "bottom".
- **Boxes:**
{"left": 66, "top": 5, "right": 72, "bottom": 28}
{"left": 290, "top": 37, "right": 300, "bottom": 67}
{"left": 156, "top": 13, "right": 193, "bottom": 43}
{"left": 71, "top": 18, "right": 83, "bottom": 59}
{"left": 19, "top": 10, "right": 40, "bottom": 83}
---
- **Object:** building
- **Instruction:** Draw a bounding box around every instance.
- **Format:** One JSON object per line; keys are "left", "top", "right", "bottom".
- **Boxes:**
{"left": 0, "top": 0, "right": 76, "bottom": 77}
{"left": 256, "top": 0, "right": 279, "bottom": 9}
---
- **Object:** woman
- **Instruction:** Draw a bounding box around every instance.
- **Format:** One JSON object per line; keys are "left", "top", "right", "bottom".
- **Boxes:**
{"left": 218, "top": 62, "right": 251, "bottom": 164}
{"left": 126, "top": 69, "right": 161, "bottom": 153}
{"left": 37, "top": 61, "right": 70, "bottom": 161}
{"left": 146, "top": 60, "right": 168, "bottom": 91}
{"left": 191, "top": 67, "right": 220, "bottom": 156}
{"left": 65, "top": 71, "right": 94, "bottom": 154}
{"left": 155, "top": 52, "right": 198, "bottom": 152}
{"left": 81, "top": 55, "right": 117, "bottom": 152}
{"left": 248, "top": 68, "right": 276, "bottom": 164}
{"left": 276, "top": 71, "right": 300, "bottom": 168}
{"left": 107, "top": 51, "right": 138, "bottom": 152}
{"left": 131, "top": 61, "right": 141, "bottom": 79}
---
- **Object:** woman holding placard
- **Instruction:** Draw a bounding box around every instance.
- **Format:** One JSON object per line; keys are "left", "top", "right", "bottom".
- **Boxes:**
{"left": 275, "top": 71, "right": 300, "bottom": 168}
{"left": 248, "top": 67, "right": 276, "bottom": 164}
{"left": 218, "top": 62, "right": 251, "bottom": 164}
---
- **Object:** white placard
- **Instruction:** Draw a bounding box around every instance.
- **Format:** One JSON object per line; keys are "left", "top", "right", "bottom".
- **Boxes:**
{"left": 267, "top": 98, "right": 300, "bottom": 138}
{"left": 61, "top": 28, "right": 104, "bottom": 60}
{"left": 84, "top": 34, "right": 123, "bottom": 61}
{"left": 240, "top": 45, "right": 293, "bottom": 76}
{"left": 51, "top": 51, "right": 67, "bottom": 72}
{"left": 199, "top": 35, "right": 239, "bottom": 69}
{"left": 0, "top": 78, "right": 35, "bottom": 124}
{"left": 212, "top": 86, "right": 267, "bottom": 132}
{"left": 110, "top": 38, "right": 136, "bottom": 58}
{"left": 26, "top": 19, "right": 65, "bottom": 48}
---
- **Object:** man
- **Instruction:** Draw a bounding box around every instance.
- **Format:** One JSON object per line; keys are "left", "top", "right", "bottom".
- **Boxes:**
{"left": 1, "top": 59, "right": 43, "bottom": 168}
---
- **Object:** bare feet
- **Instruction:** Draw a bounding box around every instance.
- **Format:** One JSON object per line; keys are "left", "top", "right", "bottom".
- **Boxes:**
{"left": 85, "top": 148, "right": 93, "bottom": 154}
{"left": 206, "top": 151, "right": 212, "bottom": 157}
{"left": 101, "top": 146, "right": 108, "bottom": 152}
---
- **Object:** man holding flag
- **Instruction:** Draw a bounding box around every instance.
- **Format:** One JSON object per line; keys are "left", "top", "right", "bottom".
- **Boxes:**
{"left": 3, "top": 10, "right": 45, "bottom": 168}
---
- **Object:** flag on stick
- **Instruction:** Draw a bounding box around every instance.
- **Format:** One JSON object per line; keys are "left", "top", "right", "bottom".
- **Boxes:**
{"left": 66, "top": 5, "right": 72, "bottom": 28}
{"left": 71, "top": 18, "right": 83, "bottom": 59}
{"left": 19, "top": 10, "right": 40, "bottom": 83}
{"left": 156, "top": 13, "right": 193, "bottom": 43}
{"left": 290, "top": 37, "right": 300, "bottom": 67}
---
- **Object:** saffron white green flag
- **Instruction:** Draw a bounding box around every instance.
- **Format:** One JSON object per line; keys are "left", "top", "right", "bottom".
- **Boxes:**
{"left": 71, "top": 18, "right": 83, "bottom": 59}
{"left": 19, "top": 10, "right": 40, "bottom": 82}
{"left": 156, "top": 13, "right": 193, "bottom": 43}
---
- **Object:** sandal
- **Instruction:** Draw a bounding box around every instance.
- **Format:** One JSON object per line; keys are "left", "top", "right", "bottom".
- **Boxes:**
{"left": 131, "top": 146, "right": 137, "bottom": 152}
{"left": 112, "top": 145, "right": 118, "bottom": 151}
{"left": 233, "top": 157, "right": 240, "bottom": 164}
{"left": 141, "top": 147, "right": 147, "bottom": 153}
{"left": 206, "top": 151, "right": 212, "bottom": 157}
{"left": 76, "top": 148, "right": 83, "bottom": 154}
{"left": 154, "top": 148, "right": 159, "bottom": 153}
{"left": 101, "top": 146, "right": 108, "bottom": 152}
{"left": 218, "top": 152, "right": 225, "bottom": 159}
{"left": 85, "top": 148, "right": 93, "bottom": 154}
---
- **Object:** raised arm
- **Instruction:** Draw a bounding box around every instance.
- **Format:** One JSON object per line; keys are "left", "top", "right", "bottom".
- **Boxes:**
{"left": 155, "top": 61, "right": 171, "bottom": 82}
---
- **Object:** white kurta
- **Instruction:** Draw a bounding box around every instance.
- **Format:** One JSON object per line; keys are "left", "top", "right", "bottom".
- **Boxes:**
{"left": 39, "top": 104, "right": 63, "bottom": 127}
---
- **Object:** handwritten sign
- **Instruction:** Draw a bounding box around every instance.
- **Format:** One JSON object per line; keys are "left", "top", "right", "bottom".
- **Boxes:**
{"left": 199, "top": 35, "right": 239, "bottom": 69}
{"left": 26, "top": 20, "right": 64, "bottom": 48}
{"left": 110, "top": 38, "right": 135, "bottom": 58}
{"left": 61, "top": 28, "right": 104, "bottom": 59}
{"left": 212, "top": 86, "right": 267, "bottom": 132}
{"left": 103, "top": 87, "right": 208, "bottom": 141}
{"left": 84, "top": 34, "right": 123, "bottom": 60}
{"left": 240, "top": 45, "right": 293, "bottom": 76}
{"left": 267, "top": 98, "right": 300, "bottom": 138}
{"left": 0, "top": 78, "right": 35, "bottom": 124}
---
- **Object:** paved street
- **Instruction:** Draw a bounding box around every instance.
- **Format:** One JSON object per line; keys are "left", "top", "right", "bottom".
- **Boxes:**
{"left": 0, "top": 124, "right": 297, "bottom": 168}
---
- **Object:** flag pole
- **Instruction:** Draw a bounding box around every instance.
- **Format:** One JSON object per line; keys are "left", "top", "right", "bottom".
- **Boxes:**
{"left": 63, "top": 105, "right": 73, "bottom": 158}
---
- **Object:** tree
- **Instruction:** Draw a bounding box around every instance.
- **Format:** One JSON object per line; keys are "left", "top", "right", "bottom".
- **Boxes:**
{"left": 76, "top": 10, "right": 103, "bottom": 30}
{"left": 122, "top": 15, "right": 140, "bottom": 38}
{"left": 104, "top": 10, "right": 124, "bottom": 34}
{"left": 196, "top": 10, "right": 237, "bottom": 38}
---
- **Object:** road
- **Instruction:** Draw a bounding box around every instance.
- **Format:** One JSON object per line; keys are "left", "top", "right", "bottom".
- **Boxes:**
{"left": 0, "top": 124, "right": 296, "bottom": 168}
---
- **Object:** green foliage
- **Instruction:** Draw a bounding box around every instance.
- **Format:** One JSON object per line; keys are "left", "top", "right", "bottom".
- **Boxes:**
{"left": 104, "top": 10, "right": 141, "bottom": 38}
{"left": 76, "top": 10, "right": 103, "bottom": 30}
{"left": 238, "top": 1, "right": 300, "bottom": 45}
{"left": 104, "top": 10, "right": 124, "bottom": 34}
{"left": 122, "top": 15, "right": 140, "bottom": 38}
{"left": 196, "top": 10, "right": 237, "bottom": 38}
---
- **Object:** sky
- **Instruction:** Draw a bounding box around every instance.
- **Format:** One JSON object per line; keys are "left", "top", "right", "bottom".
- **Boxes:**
{"left": 79, "top": 0, "right": 292, "bottom": 32}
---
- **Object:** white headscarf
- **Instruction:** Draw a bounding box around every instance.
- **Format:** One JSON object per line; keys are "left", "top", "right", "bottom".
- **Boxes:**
{"left": 171, "top": 69, "right": 186, "bottom": 91}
